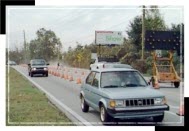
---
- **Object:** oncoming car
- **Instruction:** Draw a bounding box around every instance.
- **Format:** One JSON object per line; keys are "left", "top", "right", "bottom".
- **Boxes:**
{"left": 28, "top": 59, "right": 49, "bottom": 77}
{"left": 80, "top": 67, "right": 169, "bottom": 124}
{"left": 7, "top": 60, "right": 17, "bottom": 66}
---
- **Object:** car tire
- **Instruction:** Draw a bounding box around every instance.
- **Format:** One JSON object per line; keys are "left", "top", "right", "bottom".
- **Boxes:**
{"left": 174, "top": 82, "right": 180, "bottom": 88}
{"left": 31, "top": 73, "right": 33, "bottom": 77}
{"left": 153, "top": 114, "right": 164, "bottom": 122}
{"left": 100, "top": 104, "right": 111, "bottom": 124}
{"left": 81, "top": 96, "right": 89, "bottom": 112}
{"left": 46, "top": 73, "right": 48, "bottom": 77}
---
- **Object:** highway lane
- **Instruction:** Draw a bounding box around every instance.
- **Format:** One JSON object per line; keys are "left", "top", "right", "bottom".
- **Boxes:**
{"left": 12, "top": 66, "right": 184, "bottom": 126}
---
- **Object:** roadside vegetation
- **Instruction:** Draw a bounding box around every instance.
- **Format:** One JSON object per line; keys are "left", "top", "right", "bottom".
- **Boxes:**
{"left": 7, "top": 6, "right": 184, "bottom": 76}
{"left": 7, "top": 67, "right": 73, "bottom": 125}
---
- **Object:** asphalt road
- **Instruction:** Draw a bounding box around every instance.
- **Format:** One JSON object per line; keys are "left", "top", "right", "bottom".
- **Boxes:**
{"left": 12, "top": 66, "right": 184, "bottom": 126}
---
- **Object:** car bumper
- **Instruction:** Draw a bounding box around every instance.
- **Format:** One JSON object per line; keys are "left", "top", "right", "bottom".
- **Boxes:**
{"left": 31, "top": 70, "right": 48, "bottom": 74}
{"left": 107, "top": 105, "right": 169, "bottom": 119}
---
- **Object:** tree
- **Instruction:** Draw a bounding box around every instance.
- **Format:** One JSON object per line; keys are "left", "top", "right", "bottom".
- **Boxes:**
{"left": 8, "top": 47, "right": 25, "bottom": 64}
{"left": 127, "top": 6, "right": 167, "bottom": 51}
{"left": 126, "top": 6, "right": 167, "bottom": 73}
{"left": 29, "top": 28, "right": 62, "bottom": 61}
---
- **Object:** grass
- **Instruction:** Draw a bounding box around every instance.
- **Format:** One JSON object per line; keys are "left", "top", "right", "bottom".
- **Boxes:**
{"left": 6, "top": 67, "right": 74, "bottom": 126}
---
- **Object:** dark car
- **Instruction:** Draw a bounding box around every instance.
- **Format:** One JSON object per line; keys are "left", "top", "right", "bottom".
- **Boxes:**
{"left": 28, "top": 59, "right": 49, "bottom": 77}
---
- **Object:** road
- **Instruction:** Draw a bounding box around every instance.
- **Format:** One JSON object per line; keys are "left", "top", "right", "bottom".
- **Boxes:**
{"left": 11, "top": 65, "right": 184, "bottom": 126}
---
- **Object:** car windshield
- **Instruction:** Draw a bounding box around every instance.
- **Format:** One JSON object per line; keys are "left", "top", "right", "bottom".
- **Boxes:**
{"left": 31, "top": 60, "right": 46, "bottom": 65}
{"left": 101, "top": 71, "right": 148, "bottom": 88}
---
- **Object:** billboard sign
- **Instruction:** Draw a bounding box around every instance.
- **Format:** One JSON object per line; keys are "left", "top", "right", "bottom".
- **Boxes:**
{"left": 95, "top": 31, "right": 123, "bottom": 45}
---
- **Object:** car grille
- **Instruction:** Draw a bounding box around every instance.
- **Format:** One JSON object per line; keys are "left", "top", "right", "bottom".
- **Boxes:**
{"left": 125, "top": 99, "right": 154, "bottom": 106}
{"left": 36, "top": 68, "right": 44, "bottom": 70}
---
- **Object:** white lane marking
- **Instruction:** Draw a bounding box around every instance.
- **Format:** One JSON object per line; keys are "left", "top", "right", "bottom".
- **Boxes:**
{"left": 14, "top": 67, "right": 92, "bottom": 126}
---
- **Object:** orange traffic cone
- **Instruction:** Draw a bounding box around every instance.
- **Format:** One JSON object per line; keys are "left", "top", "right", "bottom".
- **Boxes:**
{"left": 57, "top": 72, "right": 61, "bottom": 77}
{"left": 52, "top": 71, "right": 55, "bottom": 76}
{"left": 65, "top": 74, "right": 68, "bottom": 79}
{"left": 151, "top": 76, "right": 159, "bottom": 89}
{"left": 69, "top": 76, "right": 74, "bottom": 81}
{"left": 54, "top": 72, "right": 58, "bottom": 76}
{"left": 154, "top": 82, "right": 159, "bottom": 89}
{"left": 76, "top": 77, "right": 82, "bottom": 84}
{"left": 177, "top": 104, "right": 184, "bottom": 116}
{"left": 61, "top": 74, "right": 64, "bottom": 78}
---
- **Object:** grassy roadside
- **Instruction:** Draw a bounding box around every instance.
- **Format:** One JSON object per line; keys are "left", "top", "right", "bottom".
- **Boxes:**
{"left": 6, "top": 67, "right": 74, "bottom": 126}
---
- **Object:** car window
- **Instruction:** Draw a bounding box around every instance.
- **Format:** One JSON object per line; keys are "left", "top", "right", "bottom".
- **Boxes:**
{"left": 101, "top": 71, "right": 147, "bottom": 88}
{"left": 31, "top": 60, "right": 46, "bottom": 65}
{"left": 86, "top": 72, "right": 95, "bottom": 85}
{"left": 92, "top": 72, "right": 100, "bottom": 88}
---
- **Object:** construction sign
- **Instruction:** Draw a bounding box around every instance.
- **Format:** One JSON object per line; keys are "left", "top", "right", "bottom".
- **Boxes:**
{"left": 77, "top": 53, "right": 82, "bottom": 62}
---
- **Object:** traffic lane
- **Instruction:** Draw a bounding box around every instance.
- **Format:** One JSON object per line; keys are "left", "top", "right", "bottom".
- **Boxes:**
{"left": 13, "top": 66, "right": 183, "bottom": 126}
{"left": 157, "top": 83, "right": 184, "bottom": 112}
{"left": 49, "top": 67, "right": 184, "bottom": 125}
{"left": 143, "top": 77, "right": 183, "bottom": 109}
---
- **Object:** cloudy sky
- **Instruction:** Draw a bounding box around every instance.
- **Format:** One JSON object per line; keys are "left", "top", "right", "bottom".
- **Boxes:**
{"left": 7, "top": 6, "right": 183, "bottom": 51}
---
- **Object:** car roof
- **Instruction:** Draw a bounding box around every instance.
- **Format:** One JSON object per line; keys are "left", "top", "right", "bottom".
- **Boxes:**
{"left": 92, "top": 67, "right": 137, "bottom": 72}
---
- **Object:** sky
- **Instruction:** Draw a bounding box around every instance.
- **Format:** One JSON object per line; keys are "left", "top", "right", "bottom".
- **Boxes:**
{"left": 7, "top": 6, "right": 183, "bottom": 52}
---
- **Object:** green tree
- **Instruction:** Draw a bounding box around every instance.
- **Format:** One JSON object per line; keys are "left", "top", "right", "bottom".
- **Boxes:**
{"left": 29, "top": 28, "right": 62, "bottom": 61}
{"left": 125, "top": 6, "right": 167, "bottom": 73}
{"left": 127, "top": 6, "right": 167, "bottom": 51}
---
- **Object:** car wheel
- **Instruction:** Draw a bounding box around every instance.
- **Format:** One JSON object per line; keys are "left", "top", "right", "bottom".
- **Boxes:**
{"left": 46, "top": 73, "right": 48, "bottom": 77}
{"left": 100, "top": 104, "right": 111, "bottom": 123}
{"left": 81, "top": 96, "right": 89, "bottom": 112}
{"left": 174, "top": 82, "right": 180, "bottom": 88}
{"left": 153, "top": 114, "right": 164, "bottom": 122}
{"left": 31, "top": 73, "right": 33, "bottom": 77}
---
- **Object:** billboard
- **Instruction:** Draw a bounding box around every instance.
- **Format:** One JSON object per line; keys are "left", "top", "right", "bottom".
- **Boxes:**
{"left": 95, "top": 31, "right": 123, "bottom": 45}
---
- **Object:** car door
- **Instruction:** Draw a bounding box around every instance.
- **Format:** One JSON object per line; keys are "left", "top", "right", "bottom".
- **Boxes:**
{"left": 84, "top": 71, "right": 96, "bottom": 105}
{"left": 89, "top": 72, "right": 101, "bottom": 110}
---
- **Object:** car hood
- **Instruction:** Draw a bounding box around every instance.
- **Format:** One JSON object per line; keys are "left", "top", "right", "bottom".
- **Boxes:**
{"left": 101, "top": 87, "right": 164, "bottom": 99}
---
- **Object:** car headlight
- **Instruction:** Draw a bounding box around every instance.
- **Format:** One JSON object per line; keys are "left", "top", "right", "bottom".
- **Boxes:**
{"left": 154, "top": 97, "right": 167, "bottom": 105}
{"left": 115, "top": 100, "right": 125, "bottom": 107}
{"left": 109, "top": 100, "right": 116, "bottom": 108}
{"left": 44, "top": 67, "right": 47, "bottom": 70}
{"left": 32, "top": 68, "right": 36, "bottom": 71}
{"left": 109, "top": 100, "right": 125, "bottom": 108}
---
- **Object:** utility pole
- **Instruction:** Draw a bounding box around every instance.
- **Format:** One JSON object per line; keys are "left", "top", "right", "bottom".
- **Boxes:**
{"left": 141, "top": 5, "right": 145, "bottom": 60}
{"left": 23, "top": 30, "right": 27, "bottom": 63}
